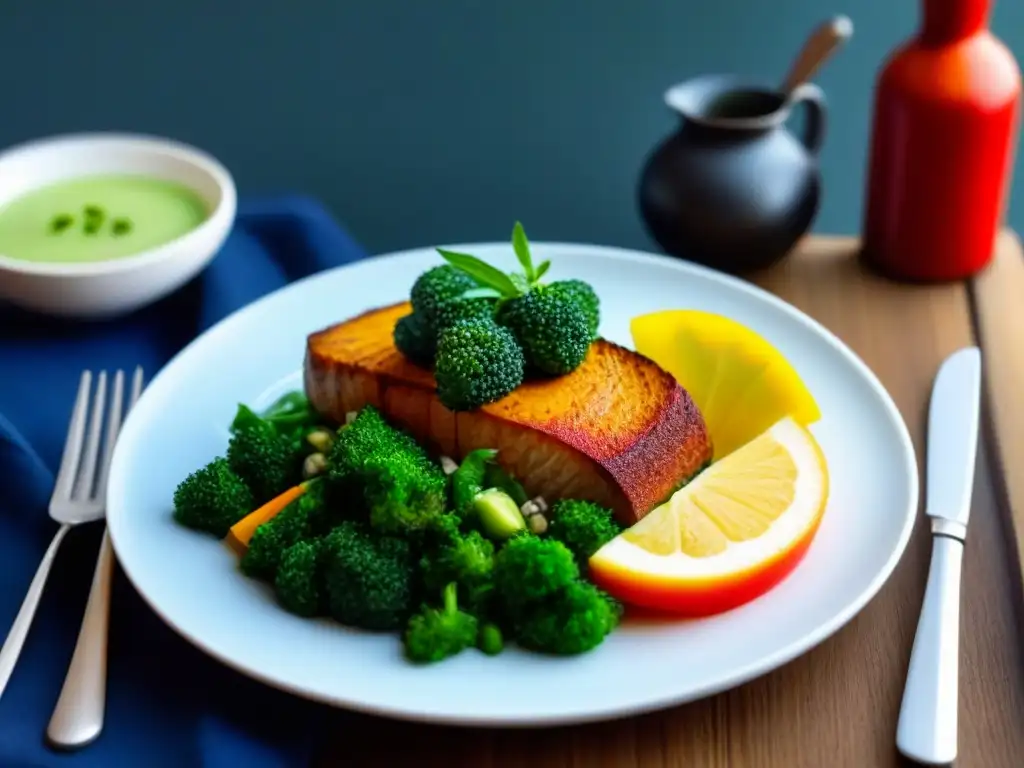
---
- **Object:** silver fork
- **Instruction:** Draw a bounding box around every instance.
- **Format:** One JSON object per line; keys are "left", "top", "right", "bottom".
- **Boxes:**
{"left": 0, "top": 368, "right": 143, "bottom": 715}
{"left": 46, "top": 366, "right": 144, "bottom": 749}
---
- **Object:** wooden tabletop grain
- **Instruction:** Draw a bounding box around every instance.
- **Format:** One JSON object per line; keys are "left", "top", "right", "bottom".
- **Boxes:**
{"left": 317, "top": 232, "right": 1024, "bottom": 768}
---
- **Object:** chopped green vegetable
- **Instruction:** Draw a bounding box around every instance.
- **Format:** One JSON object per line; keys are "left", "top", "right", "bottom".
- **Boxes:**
{"left": 172, "top": 457, "right": 254, "bottom": 537}
{"left": 111, "top": 217, "right": 133, "bottom": 236}
{"left": 227, "top": 413, "right": 296, "bottom": 504}
{"left": 240, "top": 494, "right": 311, "bottom": 580}
{"left": 514, "top": 581, "right": 621, "bottom": 655}
{"left": 274, "top": 538, "right": 324, "bottom": 617}
{"left": 477, "top": 622, "right": 504, "bottom": 655}
{"left": 420, "top": 529, "right": 495, "bottom": 599}
{"left": 434, "top": 319, "right": 525, "bottom": 411}
{"left": 48, "top": 214, "right": 73, "bottom": 233}
{"left": 451, "top": 449, "right": 496, "bottom": 518}
{"left": 403, "top": 582, "right": 479, "bottom": 663}
{"left": 327, "top": 406, "right": 448, "bottom": 534}
{"left": 393, "top": 312, "right": 437, "bottom": 366}
{"left": 547, "top": 499, "right": 623, "bottom": 564}
{"left": 483, "top": 463, "right": 529, "bottom": 507}
{"left": 497, "top": 286, "right": 591, "bottom": 376}
{"left": 547, "top": 279, "right": 600, "bottom": 339}
{"left": 493, "top": 535, "right": 579, "bottom": 609}
{"left": 472, "top": 488, "right": 526, "bottom": 541}
{"left": 410, "top": 265, "right": 478, "bottom": 334}
{"left": 323, "top": 521, "right": 415, "bottom": 631}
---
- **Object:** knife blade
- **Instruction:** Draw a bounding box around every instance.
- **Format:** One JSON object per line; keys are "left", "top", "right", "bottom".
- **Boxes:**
{"left": 896, "top": 346, "right": 982, "bottom": 766}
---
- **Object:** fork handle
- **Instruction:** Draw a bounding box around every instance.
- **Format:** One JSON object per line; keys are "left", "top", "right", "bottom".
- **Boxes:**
{"left": 0, "top": 523, "right": 72, "bottom": 699}
{"left": 46, "top": 528, "right": 114, "bottom": 749}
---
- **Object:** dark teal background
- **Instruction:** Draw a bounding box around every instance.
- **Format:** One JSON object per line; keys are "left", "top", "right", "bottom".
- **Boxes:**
{"left": 1, "top": 1, "right": 1021, "bottom": 254}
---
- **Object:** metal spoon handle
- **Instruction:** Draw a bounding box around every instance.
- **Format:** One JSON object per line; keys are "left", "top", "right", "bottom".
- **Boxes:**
{"left": 781, "top": 15, "right": 854, "bottom": 95}
{"left": 0, "top": 523, "right": 72, "bottom": 699}
{"left": 46, "top": 528, "right": 114, "bottom": 749}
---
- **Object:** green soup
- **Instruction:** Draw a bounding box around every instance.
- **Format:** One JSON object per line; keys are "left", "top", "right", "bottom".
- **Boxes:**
{"left": 0, "top": 175, "right": 210, "bottom": 264}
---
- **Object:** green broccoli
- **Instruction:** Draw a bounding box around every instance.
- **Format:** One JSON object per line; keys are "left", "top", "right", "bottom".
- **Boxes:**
{"left": 497, "top": 286, "right": 592, "bottom": 376}
{"left": 451, "top": 449, "right": 496, "bottom": 518}
{"left": 547, "top": 279, "right": 600, "bottom": 339}
{"left": 420, "top": 529, "right": 495, "bottom": 597}
{"left": 410, "top": 265, "right": 477, "bottom": 334}
{"left": 323, "top": 521, "right": 415, "bottom": 631}
{"left": 240, "top": 494, "right": 311, "bottom": 580}
{"left": 434, "top": 295, "right": 497, "bottom": 333}
{"left": 327, "top": 406, "right": 448, "bottom": 534}
{"left": 434, "top": 319, "right": 525, "bottom": 411}
{"left": 393, "top": 312, "right": 437, "bottom": 367}
{"left": 302, "top": 476, "right": 355, "bottom": 535}
{"left": 493, "top": 535, "right": 579, "bottom": 610}
{"left": 403, "top": 582, "right": 479, "bottom": 663}
{"left": 226, "top": 416, "right": 296, "bottom": 504}
{"left": 514, "top": 581, "right": 621, "bottom": 655}
{"left": 173, "top": 457, "right": 254, "bottom": 537}
{"left": 547, "top": 499, "right": 623, "bottom": 564}
{"left": 274, "top": 538, "right": 324, "bottom": 617}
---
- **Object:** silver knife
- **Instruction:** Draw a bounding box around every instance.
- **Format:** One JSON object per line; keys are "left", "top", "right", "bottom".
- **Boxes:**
{"left": 896, "top": 346, "right": 982, "bottom": 766}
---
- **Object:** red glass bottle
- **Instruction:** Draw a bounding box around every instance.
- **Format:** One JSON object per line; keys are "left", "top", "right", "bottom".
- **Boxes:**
{"left": 861, "top": 0, "right": 1021, "bottom": 281}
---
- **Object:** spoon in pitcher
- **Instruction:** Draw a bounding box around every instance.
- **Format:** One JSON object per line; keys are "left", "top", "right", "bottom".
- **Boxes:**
{"left": 780, "top": 15, "right": 854, "bottom": 96}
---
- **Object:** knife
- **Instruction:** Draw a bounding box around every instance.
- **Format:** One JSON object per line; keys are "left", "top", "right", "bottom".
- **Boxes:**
{"left": 896, "top": 346, "right": 982, "bottom": 766}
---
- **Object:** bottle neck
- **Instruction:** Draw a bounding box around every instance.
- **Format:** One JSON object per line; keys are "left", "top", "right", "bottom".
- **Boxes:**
{"left": 920, "top": 0, "right": 990, "bottom": 44}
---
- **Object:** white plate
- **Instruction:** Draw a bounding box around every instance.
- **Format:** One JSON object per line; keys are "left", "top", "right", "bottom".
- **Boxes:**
{"left": 106, "top": 241, "right": 918, "bottom": 726}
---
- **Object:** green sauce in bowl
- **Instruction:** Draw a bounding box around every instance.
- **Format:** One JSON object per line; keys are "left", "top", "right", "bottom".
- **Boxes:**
{"left": 0, "top": 175, "right": 209, "bottom": 264}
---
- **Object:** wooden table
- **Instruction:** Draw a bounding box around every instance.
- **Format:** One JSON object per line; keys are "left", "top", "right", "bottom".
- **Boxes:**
{"left": 318, "top": 232, "right": 1024, "bottom": 768}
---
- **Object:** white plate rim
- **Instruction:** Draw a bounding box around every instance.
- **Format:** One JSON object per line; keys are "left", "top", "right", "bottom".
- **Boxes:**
{"left": 106, "top": 239, "right": 920, "bottom": 727}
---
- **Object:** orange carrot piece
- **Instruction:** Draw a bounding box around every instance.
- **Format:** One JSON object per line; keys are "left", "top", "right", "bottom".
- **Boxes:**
{"left": 224, "top": 481, "right": 310, "bottom": 556}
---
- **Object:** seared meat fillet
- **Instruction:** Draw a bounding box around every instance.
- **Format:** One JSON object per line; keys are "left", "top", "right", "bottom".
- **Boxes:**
{"left": 304, "top": 302, "right": 712, "bottom": 525}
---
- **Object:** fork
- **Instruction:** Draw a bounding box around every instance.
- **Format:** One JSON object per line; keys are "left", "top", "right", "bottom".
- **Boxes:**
{"left": 0, "top": 368, "right": 143, "bottom": 715}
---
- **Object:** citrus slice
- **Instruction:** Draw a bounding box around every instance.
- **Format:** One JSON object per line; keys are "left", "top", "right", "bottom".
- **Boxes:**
{"left": 588, "top": 416, "right": 828, "bottom": 616}
{"left": 631, "top": 310, "right": 820, "bottom": 460}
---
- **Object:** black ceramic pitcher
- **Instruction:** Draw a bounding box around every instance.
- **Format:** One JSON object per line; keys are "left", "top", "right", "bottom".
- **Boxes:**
{"left": 637, "top": 75, "right": 826, "bottom": 273}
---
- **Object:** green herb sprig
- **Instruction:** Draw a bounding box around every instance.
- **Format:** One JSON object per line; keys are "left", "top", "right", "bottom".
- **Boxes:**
{"left": 436, "top": 221, "right": 551, "bottom": 304}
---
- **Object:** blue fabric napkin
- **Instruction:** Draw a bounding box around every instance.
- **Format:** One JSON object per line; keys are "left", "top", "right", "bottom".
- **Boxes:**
{"left": 0, "top": 195, "right": 371, "bottom": 767}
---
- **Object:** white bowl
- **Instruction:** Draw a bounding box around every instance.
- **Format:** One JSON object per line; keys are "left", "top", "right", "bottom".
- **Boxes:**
{"left": 0, "top": 133, "right": 236, "bottom": 319}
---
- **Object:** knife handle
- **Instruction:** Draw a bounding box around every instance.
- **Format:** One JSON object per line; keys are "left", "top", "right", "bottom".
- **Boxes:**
{"left": 896, "top": 533, "right": 963, "bottom": 766}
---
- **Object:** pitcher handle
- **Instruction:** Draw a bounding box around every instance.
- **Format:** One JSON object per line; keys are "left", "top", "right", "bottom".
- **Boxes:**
{"left": 786, "top": 83, "right": 827, "bottom": 156}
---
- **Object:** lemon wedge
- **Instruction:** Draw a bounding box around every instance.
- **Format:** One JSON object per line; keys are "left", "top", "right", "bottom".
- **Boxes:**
{"left": 631, "top": 309, "right": 820, "bottom": 460}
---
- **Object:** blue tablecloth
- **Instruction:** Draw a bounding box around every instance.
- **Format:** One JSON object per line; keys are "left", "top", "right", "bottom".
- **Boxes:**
{"left": 0, "top": 195, "right": 371, "bottom": 767}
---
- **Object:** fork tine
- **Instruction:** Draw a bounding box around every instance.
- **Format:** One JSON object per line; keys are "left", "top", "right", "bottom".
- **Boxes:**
{"left": 94, "top": 370, "right": 124, "bottom": 501}
{"left": 72, "top": 371, "right": 107, "bottom": 501}
{"left": 129, "top": 366, "right": 144, "bottom": 409}
{"left": 52, "top": 371, "right": 92, "bottom": 502}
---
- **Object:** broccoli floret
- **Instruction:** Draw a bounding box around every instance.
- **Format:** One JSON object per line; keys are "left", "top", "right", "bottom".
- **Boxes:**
{"left": 393, "top": 312, "right": 437, "bottom": 367}
{"left": 227, "top": 418, "right": 295, "bottom": 504}
{"left": 410, "top": 265, "right": 477, "bottom": 334}
{"left": 420, "top": 529, "right": 495, "bottom": 595}
{"left": 327, "top": 406, "right": 447, "bottom": 534}
{"left": 514, "top": 581, "right": 621, "bottom": 655}
{"left": 497, "top": 286, "right": 592, "bottom": 376}
{"left": 323, "top": 521, "right": 415, "bottom": 631}
{"left": 302, "top": 476, "right": 355, "bottom": 535}
{"left": 451, "top": 449, "right": 495, "bottom": 518}
{"left": 240, "top": 495, "right": 311, "bottom": 580}
{"left": 547, "top": 279, "right": 600, "bottom": 339}
{"left": 274, "top": 538, "right": 324, "bottom": 617}
{"left": 493, "top": 535, "right": 579, "bottom": 610}
{"left": 547, "top": 499, "right": 623, "bottom": 564}
{"left": 434, "top": 295, "right": 497, "bottom": 333}
{"left": 173, "top": 457, "right": 254, "bottom": 537}
{"left": 403, "top": 582, "right": 479, "bottom": 663}
{"left": 434, "top": 319, "right": 525, "bottom": 411}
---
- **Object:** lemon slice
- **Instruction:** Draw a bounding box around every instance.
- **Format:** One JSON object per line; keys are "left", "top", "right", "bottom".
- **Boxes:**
{"left": 589, "top": 417, "right": 828, "bottom": 616}
{"left": 631, "top": 310, "right": 820, "bottom": 460}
